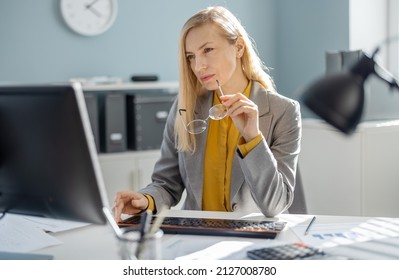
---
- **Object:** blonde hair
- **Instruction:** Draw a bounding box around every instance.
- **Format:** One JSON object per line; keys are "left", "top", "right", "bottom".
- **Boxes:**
{"left": 175, "top": 6, "right": 275, "bottom": 153}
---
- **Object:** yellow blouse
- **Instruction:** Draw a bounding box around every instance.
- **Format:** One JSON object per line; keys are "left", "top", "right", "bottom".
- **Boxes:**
{"left": 202, "top": 80, "right": 262, "bottom": 211}
{"left": 145, "top": 80, "right": 264, "bottom": 213}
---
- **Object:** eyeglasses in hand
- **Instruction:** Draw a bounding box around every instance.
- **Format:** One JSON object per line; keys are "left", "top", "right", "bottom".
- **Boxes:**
{"left": 179, "top": 80, "right": 227, "bottom": 134}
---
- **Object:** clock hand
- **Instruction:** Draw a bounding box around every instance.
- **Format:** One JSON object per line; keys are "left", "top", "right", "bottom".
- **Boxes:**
{"left": 85, "top": 0, "right": 102, "bottom": 17}
{"left": 85, "top": 0, "right": 100, "bottom": 10}
{"left": 87, "top": 6, "right": 102, "bottom": 18}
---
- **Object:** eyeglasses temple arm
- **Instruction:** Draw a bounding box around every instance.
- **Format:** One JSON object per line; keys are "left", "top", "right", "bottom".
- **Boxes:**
{"left": 178, "top": 109, "right": 186, "bottom": 116}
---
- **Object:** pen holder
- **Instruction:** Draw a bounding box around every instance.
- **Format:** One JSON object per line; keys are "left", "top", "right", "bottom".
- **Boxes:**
{"left": 118, "top": 229, "right": 163, "bottom": 260}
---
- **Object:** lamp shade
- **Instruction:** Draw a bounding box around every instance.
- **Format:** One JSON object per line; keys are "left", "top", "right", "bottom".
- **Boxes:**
{"left": 301, "top": 53, "right": 380, "bottom": 134}
{"left": 301, "top": 72, "right": 365, "bottom": 134}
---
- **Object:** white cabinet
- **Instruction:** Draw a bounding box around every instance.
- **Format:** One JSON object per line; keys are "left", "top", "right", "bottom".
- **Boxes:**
{"left": 98, "top": 150, "right": 160, "bottom": 205}
{"left": 300, "top": 119, "right": 399, "bottom": 217}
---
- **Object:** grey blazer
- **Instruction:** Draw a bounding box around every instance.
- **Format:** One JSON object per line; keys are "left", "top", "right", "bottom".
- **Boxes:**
{"left": 139, "top": 81, "right": 302, "bottom": 217}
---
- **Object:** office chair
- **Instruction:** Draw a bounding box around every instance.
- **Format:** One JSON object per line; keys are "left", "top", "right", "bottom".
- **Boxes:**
{"left": 288, "top": 166, "right": 308, "bottom": 214}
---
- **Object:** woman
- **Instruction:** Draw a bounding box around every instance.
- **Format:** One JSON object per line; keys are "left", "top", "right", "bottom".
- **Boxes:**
{"left": 114, "top": 6, "right": 301, "bottom": 221}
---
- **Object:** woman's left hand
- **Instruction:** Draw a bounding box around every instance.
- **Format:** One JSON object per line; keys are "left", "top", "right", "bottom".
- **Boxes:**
{"left": 220, "top": 93, "right": 260, "bottom": 142}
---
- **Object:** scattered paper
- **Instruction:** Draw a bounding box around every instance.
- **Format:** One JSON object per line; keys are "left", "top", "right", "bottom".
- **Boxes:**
{"left": 175, "top": 240, "right": 255, "bottom": 260}
{"left": 292, "top": 218, "right": 399, "bottom": 248}
{"left": 0, "top": 213, "right": 90, "bottom": 253}
{"left": 0, "top": 214, "right": 61, "bottom": 253}
{"left": 21, "top": 215, "right": 89, "bottom": 233}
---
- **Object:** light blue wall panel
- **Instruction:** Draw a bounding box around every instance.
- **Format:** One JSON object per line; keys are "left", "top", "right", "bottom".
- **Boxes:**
{"left": 274, "top": 0, "right": 350, "bottom": 117}
{"left": 0, "top": 0, "right": 273, "bottom": 84}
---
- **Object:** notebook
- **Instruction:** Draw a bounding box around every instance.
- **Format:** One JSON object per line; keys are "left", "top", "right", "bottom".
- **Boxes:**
{"left": 118, "top": 215, "right": 286, "bottom": 239}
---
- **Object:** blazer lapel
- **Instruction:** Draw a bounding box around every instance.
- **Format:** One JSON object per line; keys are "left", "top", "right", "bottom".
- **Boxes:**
{"left": 251, "top": 82, "right": 273, "bottom": 140}
{"left": 230, "top": 82, "right": 273, "bottom": 201}
{"left": 183, "top": 82, "right": 273, "bottom": 208}
{"left": 182, "top": 92, "right": 213, "bottom": 208}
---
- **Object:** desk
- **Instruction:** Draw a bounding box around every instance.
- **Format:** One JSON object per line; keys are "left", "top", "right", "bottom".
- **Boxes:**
{"left": 33, "top": 210, "right": 399, "bottom": 260}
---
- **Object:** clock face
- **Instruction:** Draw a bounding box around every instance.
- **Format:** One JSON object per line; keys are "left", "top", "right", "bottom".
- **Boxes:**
{"left": 60, "top": 0, "right": 118, "bottom": 36}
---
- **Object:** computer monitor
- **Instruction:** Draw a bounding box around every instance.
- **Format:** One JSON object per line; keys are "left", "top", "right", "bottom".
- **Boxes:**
{"left": 0, "top": 83, "right": 109, "bottom": 224}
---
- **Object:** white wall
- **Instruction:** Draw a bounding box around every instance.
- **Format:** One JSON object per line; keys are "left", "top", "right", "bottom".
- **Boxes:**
{"left": 348, "top": 0, "right": 399, "bottom": 121}
{"left": 349, "top": 0, "right": 388, "bottom": 60}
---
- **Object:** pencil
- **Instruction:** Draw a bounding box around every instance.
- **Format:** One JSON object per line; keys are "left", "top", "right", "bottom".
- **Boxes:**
{"left": 304, "top": 216, "right": 316, "bottom": 235}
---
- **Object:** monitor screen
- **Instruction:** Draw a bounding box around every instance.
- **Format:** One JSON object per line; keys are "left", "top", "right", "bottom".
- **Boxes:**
{"left": 0, "top": 83, "right": 109, "bottom": 224}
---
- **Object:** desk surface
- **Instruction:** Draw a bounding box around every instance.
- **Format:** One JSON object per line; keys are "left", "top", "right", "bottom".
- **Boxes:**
{"left": 33, "top": 210, "right": 399, "bottom": 260}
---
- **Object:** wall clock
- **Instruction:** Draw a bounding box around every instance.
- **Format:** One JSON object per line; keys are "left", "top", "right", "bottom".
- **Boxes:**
{"left": 60, "top": 0, "right": 118, "bottom": 36}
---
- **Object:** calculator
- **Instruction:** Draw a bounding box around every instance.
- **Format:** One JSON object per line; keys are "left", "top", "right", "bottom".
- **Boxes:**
{"left": 247, "top": 242, "right": 326, "bottom": 260}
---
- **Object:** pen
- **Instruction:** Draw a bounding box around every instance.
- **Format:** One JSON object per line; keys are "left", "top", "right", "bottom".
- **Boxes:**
{"left": 135, "top": 210, "right": 153, "bottom": 259}
{"left": 304, "top": 216, "right": 316, "bottom": 235}
{"left": 139, "top": 210, "right": 153, "bottom": 238}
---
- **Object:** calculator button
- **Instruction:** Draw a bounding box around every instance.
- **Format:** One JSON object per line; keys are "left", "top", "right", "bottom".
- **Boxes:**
{"left": 247, "top": 242, "right": 325, "bottom": 260}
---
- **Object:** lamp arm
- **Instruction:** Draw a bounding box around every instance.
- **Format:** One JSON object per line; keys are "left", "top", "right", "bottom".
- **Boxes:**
{"left": 369, "top": 36, "right": 399, "bottom": 91}
{"left": 373, "top": 61, "right": 399, "bottom": 91}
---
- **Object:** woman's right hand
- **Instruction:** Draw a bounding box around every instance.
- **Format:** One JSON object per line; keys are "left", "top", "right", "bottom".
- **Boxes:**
{"left": 113, "top": 191, "right": 149, "bottom": 222}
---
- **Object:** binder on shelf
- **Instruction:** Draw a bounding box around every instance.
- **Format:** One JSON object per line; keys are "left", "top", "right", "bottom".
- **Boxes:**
{"left": 99, "top": 92, "right": 127, "bottom": 153}
{"left": 83, "top": 93, "right": 100, "bottom": 152}
{"left": 325, "top": 50, "right": 363, "bottom": 75}
{"left": 325, "top": 51, "right": 342, "bottom": 75}
{"left": 342, "top": 50, "right": 362, "bottom": 71}
{"left": 126, "top": 90, "right": 176, "bottom": 150}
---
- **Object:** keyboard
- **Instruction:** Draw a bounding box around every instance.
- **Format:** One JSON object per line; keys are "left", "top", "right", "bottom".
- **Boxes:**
{"left": 118, "top": 216, "right": 286, "bottom": 239}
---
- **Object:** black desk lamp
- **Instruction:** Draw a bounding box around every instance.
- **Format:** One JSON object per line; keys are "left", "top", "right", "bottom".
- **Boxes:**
{"left": 301, "top": 39, "right": 399, "bottom": 134}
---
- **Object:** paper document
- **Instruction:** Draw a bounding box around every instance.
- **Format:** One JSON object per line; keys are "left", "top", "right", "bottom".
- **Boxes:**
{"left": 175, "top": 241, "right": 254, "bottom": 260}
{"left": 0, "top": 214, "right": 61, "bottom": 253}
{"left": 0, "top": 213, "right": 90, "bottom": 253}
{"left": 21, "top": 215, "right": 89, "bottom": 233}
{"left": 163, "top": 235, "right": 282, "bottom": 260}
{"left": 292, "top": 218, "right": 399, "bottom": 249}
